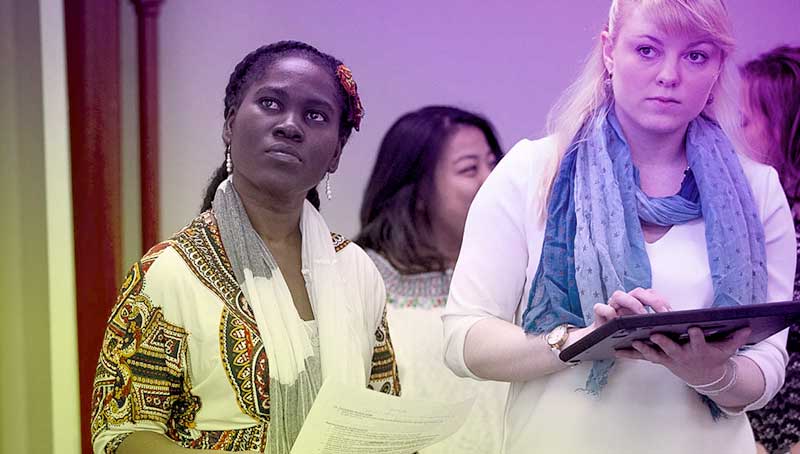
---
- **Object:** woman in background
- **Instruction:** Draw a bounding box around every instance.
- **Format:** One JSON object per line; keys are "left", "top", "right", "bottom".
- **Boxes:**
{"left": 356, "top": 105, "right": 507, "bottom": 453}
{"left": 741, "top": 45, "right": 800, "bottom": 454}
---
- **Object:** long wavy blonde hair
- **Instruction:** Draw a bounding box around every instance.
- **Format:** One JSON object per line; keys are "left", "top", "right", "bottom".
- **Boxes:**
{"left": 537, "top": 0, "right": 740, "bottom": 217}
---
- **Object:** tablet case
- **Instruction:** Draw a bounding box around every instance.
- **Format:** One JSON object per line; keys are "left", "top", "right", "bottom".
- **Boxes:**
{"left": 559, "top": 301, "right": 800, "bottom": 363}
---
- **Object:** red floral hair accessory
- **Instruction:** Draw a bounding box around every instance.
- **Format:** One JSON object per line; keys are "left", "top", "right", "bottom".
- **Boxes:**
{"left": 336, "top": 64, "right": 364, "bottom": 131}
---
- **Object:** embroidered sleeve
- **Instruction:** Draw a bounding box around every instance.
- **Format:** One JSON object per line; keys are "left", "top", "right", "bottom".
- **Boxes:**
{"left": 331, "top": 232, "right": 351, "bottom": 252}
{"left": 90, "top": 248, "right": 201, "bottom": 453}
{"left": 103, "top": 433, "right": 130, "bottom": 454}
{"left": 367, "top": 308, "right": 402, "bottom": 396}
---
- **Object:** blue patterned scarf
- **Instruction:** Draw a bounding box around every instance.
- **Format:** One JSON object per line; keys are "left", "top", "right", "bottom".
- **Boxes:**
{"left": 522, "top": 108, "right": 767, "bottom": 417}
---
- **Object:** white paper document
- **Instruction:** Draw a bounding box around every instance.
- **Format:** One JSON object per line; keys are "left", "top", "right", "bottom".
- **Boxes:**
{"left": 289, "top": 379, "right": 475, "bottom": 454}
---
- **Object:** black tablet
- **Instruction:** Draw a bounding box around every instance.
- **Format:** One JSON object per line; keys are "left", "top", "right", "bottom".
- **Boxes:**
{"left": 559, "top": 301, "right": 800, "bottom": 363}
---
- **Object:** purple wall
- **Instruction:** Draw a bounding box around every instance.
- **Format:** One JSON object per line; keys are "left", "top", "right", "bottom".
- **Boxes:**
{"left": 151, "top": 0, "right": 800, "bottom": 237}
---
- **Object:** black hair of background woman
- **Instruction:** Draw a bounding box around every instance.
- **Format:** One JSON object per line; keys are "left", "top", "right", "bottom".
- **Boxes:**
{"left": 355, "top": 105, "right": 503, "bottom": 273}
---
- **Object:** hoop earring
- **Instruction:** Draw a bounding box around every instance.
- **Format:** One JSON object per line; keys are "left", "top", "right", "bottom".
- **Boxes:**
{"left": 325, "top": 173, "right": 333, "bottom": 200}
{"left": 225, "top": 144, "right": 233, "bottom": 175}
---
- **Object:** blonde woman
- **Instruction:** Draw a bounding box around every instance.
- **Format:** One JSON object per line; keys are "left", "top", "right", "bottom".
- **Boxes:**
{"left": 443, "top": 1, "right": 796, "bottom": 453}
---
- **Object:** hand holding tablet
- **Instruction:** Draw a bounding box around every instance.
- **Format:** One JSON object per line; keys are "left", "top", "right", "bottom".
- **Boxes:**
{"left": 559, "top": 301, "right": 800, "bottom": 363}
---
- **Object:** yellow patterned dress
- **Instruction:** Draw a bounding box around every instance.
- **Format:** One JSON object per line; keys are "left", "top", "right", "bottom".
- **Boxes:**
{"left": 91, "top": 212, "right": 400, "bottom": 453}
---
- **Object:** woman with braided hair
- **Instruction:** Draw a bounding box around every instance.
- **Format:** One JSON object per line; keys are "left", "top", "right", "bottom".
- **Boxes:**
{"left": 91, "top": 41, "right": 400, "bottom": 454}
{"left": 741, "top": 45, "right": 800, "bottom": 454}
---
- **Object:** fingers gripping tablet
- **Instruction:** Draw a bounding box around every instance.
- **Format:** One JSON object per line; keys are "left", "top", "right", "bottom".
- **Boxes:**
{"left": 559, "top": 301, "right": 800, "bottom": 363}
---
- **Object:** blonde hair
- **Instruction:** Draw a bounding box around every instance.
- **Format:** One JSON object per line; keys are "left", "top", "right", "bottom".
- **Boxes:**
{"left": 538, "top": 0, "right": 740, "bottom": 217}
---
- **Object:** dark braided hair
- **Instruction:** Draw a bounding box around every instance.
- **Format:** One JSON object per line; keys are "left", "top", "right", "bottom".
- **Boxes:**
{"left": 200, "top": 40, "right": 361, "bottom": 213}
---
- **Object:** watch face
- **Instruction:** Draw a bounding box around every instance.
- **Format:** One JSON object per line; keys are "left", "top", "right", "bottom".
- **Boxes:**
{"left": 546, "top": 325, "right": 567, "bottom": 346}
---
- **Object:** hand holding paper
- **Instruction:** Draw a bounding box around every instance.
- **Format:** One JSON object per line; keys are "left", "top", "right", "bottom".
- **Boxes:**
{"left": 289, "top": 379, "right": 475, "bottom": 454}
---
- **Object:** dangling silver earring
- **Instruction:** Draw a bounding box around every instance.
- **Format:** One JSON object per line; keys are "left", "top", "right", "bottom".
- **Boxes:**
{"left": 604, "top": 72, "right": 613, "bottom": 91}
{"left": 225, "top": 144, "right": 233, "bottom": 175}
{"left": 706, "top": 93, "right": 714, "bottom": 106}
{"left": 325, "top": 173, "right": 333, "bottom": 200}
